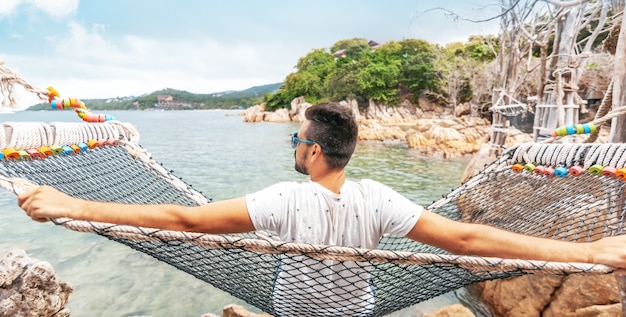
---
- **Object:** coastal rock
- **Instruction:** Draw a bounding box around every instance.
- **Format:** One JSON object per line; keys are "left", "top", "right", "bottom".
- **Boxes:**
{"left": 242, "top": 104, "right": 267, "bottom": 122}
{"left": 0, "top": 249, "right": 72, "bottom": 317}
{"left": 288, "top": 96, "right": 310, "bottom": 122}
{"left": 264, "top": 108, "right": 290, "bottom": 123}
{"left": 221, "top": 304, "right": 273, "bottom": 317}
{"left": 405, "top": 117, "right": 492, "bottom": 158}
{"left": 363, "top": 99, "right": 421, "bottom": 123}
{"left": 422, "top": 304, "right": 476, "bottom": 317}
{"left": 241, "top": 97, "right": 535, "bottom": 158}
{"left": 475, "top": 274, "right": 620, "bottom": 317}
{"left": 358, "top": 120, "right": 407, "bottom": 141}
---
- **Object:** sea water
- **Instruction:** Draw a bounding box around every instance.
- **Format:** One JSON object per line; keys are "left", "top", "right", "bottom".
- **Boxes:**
{"left": 0, "top": 110, "right": 483, "bottom": 317}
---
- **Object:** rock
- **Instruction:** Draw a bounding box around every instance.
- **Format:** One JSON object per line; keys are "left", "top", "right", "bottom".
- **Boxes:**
{"left": 543, "top": 274, "right": 619, "bottom": 317}
{"left": 221, "top": 304, "right": 273, "bottom": 317}
{"left": 406, "top": 118, "right": 491, "bottom": 158}
{"left": 363, "top": 99, "right": 419, "bottom": 123}
{"left": 422, "top": 304, "right": 476, "bottom": 317}
{"left": 242, "top": 104, "right": 266, "bottom": 122}
{"left": 358, "top": 121, "right": 407, "bottom": 141}
{"left": 264, "top": 108, "right": 290, "bottom": 122}
{"left": 477, "top": 274, "right": 564, "bottom": 316}
{"left": 475, "top": 274, "right": 621, "bottom": 317}
{"left": 288, "top": 97, "right": 310, "bottom": 122}
{"left": 574, "top": 303, "right": 621, "bottom": 317}
{"left": 0, "top": 249, "right": 72, "bottom": 317}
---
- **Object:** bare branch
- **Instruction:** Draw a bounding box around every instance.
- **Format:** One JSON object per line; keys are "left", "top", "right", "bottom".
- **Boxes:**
{"left": 409, "top": 0, "right": 523, "bottom": 26}
{"left": 541, "top": 0, "right": 590, "bottom": 8}
{"left": 583, "top": 1, "right": 609, "bottom": 52}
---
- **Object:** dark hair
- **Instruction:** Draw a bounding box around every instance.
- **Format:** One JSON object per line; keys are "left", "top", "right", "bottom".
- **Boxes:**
{"left": 304, "top": 102, "right": 358, "bottom": 169}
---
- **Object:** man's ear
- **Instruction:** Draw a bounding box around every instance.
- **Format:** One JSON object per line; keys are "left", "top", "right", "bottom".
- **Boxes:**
{"left": 310, "top": 144, "right": 322, "bottom": 159}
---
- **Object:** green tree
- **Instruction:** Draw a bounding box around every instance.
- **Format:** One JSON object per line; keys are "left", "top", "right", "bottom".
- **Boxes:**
{"left": 269, "top": 49, "right": 335, "bottom": 108}
{"left": 357, "top": 52, "right": 402, "bottom": 104}
{"left": 324, "top": 61, "right": 364, "bottom": 105}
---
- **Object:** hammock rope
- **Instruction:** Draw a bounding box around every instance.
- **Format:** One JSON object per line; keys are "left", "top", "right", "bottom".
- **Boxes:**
{"left": 0, "top": 120, "right": 624, "bottom": 316}
{"left": 0, "top": 61, "right": 49, "bottom": 108}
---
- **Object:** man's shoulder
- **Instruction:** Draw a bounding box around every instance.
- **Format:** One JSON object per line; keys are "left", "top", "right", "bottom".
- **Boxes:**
{"left": 345, "top": 179, "right": 392, "bottom": 194}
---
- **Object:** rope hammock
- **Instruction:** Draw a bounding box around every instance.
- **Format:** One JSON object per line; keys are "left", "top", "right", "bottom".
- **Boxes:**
{"left": 0, "top": 120, "right": 624, "bottom": 316}
{"left": 1, "top": 62, "right": 625, "bottom": 316}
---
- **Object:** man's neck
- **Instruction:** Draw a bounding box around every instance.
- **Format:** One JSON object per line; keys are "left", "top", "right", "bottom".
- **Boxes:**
{"left": 310, "top": 169, "right": 346, "bottom": 194}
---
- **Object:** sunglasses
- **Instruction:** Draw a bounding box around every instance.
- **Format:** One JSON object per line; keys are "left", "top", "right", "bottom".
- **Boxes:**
{"left": 291, "top": 132, "right": 328, "bottom": 153}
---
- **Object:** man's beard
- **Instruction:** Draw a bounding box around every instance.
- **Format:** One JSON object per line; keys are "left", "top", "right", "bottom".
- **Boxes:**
{"left": 294, "top": 151, "right": 309, "bottom": 175}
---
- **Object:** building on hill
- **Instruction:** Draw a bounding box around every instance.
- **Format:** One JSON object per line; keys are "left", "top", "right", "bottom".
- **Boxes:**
{"left": 333, "top": 40, "right": 381, "bottom": 59}
{"left": 155, "top": 95, "right": 194, "bottom": 110}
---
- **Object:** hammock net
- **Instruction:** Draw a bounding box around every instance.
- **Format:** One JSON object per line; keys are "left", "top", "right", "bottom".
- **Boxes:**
{"left": 0, "top": 120, "right": 622, "bottom": 317}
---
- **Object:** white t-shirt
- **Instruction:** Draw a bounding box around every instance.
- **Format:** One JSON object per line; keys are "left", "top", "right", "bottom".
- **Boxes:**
{"left": 246, "top": 179, "right": 423, "bottom": 316}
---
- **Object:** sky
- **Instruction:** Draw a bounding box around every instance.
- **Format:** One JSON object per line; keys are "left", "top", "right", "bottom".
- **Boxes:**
{"left": 0, "top": 0, "right": 501, "bottom": 108}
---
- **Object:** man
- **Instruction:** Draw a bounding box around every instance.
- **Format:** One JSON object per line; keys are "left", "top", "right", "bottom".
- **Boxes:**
{"left": 18, "top": 102, "right": 626, "bottom": 316}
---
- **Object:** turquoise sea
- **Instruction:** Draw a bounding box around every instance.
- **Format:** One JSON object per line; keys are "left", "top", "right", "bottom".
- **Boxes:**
{"left": 0, "top": 110, "right": 484, "bottom": 316}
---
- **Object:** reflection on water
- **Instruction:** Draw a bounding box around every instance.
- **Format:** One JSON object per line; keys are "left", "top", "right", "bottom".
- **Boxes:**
{"left": 0, "top": 110, "right": 492, "bottom": 316}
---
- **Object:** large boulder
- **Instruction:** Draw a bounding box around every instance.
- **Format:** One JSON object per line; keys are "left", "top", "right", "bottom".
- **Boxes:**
{"left": 0, "top": 250, "right": 72, "bottom": 317}
{"left": 423, "top": 304, "right": 476, "bottom": 317}
{"left": 405, "top": 117, "right": 492, "bottom": 158}
{"left": 475, "top": 274, "right": 621, "bottom": 317}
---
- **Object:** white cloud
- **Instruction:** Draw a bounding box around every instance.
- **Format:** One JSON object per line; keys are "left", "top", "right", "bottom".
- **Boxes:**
{"left": 18, "top": 21, "right": 294, "bottom": 98}
{"left": 0, "top": 0, "right": 22, "bottom": 17}
{"left": 0, "top": 0, "right": 78, "bottom": 19}
{"left": 26, "top": 0, "right": 78, "bottom": 18}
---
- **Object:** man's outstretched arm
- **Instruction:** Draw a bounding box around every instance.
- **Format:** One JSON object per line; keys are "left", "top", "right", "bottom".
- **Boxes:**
{"left": 407, "top": 210, "right": 626, "bottom": 269}
{"left": 18, "top": 185, "right": 255, "bottom": 234}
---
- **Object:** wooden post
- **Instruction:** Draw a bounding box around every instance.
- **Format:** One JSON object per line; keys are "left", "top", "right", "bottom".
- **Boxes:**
{"left": 610, "top": 12, "right": 626, "bottom": 142}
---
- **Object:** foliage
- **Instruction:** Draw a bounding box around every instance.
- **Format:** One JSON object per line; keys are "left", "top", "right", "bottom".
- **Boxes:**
{"left": 27, "top": 83, "right": 282, "bottom": 111}
{"left": 265, "top": 36, "right": 497, "bottom": 111}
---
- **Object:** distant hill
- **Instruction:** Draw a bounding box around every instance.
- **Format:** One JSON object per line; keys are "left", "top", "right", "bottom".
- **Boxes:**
{"left": 27, "top": 82, "right": 283, "bottom": 111}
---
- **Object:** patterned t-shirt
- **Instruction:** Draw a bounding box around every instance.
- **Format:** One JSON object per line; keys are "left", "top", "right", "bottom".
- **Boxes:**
{"left": 245, "top": 179, "right": 423, "bottom": 316}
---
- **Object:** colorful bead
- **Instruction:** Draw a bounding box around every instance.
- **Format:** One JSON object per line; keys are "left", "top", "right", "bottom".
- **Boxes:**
{"left": 534, "top": 166, "right": 546, "bottom": 175}
{"left": 601, "top": 166, "right": 617, "bottom": 178}
{"left": 26, "top": 148, "right": 45, "bottom": 159}
{"left": 49, "top": 144, "right": 63, "bottom": 155}
{"left": 589, "top": 164, "right": 604, "bottom": 176}
{"left": 87, "top": 140, "right": 99, "bottom": 149}
{"left": 61, "top": 145, "right": 74, "bottom": 156}
{"left": 46, "top": 86, "right": 60, "bottom": 103}
{"left": 554, "top": 167, "right": 568, "bottom": 178}
{"left": 574, "top": 125, "right": 585, "bottom": 134}
{"left": 523, "top": 163, "right": 536, "bottom": 172}
{"left": 543, "top": 167, "right": 554, "bottom": 177}
{"left": 616, "top": 168, "right": 626, "bottom": 181}
{"left": 77, "top": 142, "right": 89, "bottom": 152}
{"left": 552, "top": 123, "right": 598, "bottom": 137}
{"left": 38, "top": 146, "right": 53, "bottom": 156}
{"left": 583, "top": 125, "right": 591, "bottom": 134}
{"left": 17, "top": 150, "right": 29, "bottom": 160}
{"left": 568, "top": 166, "right": 584, "bottom": 177}
{"left": 2, "top": 148, "right": 20, "bottom": 160}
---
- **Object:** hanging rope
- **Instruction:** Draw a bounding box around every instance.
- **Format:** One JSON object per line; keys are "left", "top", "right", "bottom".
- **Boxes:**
{"left": 0, "top": 61, "right": 49, "bottom": 108}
